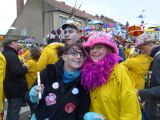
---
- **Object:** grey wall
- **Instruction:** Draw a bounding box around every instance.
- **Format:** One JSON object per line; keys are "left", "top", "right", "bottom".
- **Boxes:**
{"left": 7, "top": 0, "right": 87, "bottom": 44}
{"left": 8, "top": 0, "right": 43, "bottom": 43}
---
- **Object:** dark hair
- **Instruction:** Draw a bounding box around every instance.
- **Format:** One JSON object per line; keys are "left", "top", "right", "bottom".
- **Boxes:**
{"left": 56, "top": 28, "right": 61, "bottom": 35}
{"left": 56, "top": 46, "right": 64, "bottom": 57}
{"left": 63, "top": 43, "right": 84, "bottom": 54}
{"left": 56, "top": 43, "right": 84, "bottom": 57}
{"left": 30, "top": 47, "right": 41, "bottom": 61}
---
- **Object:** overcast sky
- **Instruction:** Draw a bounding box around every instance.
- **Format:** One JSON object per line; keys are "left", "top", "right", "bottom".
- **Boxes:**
{"left": 0, "top": 0, "right": 160, "bottom": 34}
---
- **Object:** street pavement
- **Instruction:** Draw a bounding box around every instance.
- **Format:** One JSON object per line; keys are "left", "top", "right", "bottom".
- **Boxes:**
{"left": 3, "top": 99, "right": 31, "bottom": 120}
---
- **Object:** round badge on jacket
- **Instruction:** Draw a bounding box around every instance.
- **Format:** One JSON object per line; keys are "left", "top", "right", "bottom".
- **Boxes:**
{"left": 64, "top": 103, "right": 76, "bottom": 113}
{"left": 52, "top": 82, "right": 59, "bottom": 89}
{"left": 72, "top": 88, "right": 79, "bottom": 95}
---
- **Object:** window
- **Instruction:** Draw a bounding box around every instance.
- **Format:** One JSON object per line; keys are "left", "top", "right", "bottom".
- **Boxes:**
{"left": 59, "top": 16, "right": 67, "bottom": 27}
{"left": 21, "top": 27, "right": 27, "bottom": 36}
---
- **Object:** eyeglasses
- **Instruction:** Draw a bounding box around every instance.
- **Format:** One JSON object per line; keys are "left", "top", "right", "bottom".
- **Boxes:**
{"left": 66, "top": 51, "right": 85, "bottom": 58}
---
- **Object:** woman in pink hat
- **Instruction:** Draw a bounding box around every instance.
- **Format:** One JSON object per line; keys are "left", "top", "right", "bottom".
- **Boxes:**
{"left": 82, "top": 32, "right": 141, "bottom": 120}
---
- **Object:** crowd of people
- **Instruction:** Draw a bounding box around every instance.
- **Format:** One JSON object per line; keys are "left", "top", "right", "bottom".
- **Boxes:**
{"left": 0, "top": 19, "right": 160, "bottom": 120}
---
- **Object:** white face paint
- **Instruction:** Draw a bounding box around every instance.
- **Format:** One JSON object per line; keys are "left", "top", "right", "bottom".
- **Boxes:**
{"left": 64, "top": 27, "right": 79, "bottom": 45}
{"left": 63, "top": 47, "right": 84, "bottom": 72}
{"left": 71, "top": 32, "right": 79, "bottom": 42}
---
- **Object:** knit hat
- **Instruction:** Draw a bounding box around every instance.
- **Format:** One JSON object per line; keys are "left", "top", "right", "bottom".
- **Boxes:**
{"left": 135, "top": 32, "right": 156, "bottom": 47}
{"left": 62, "top": 19, "right": 81, "bottom": 30}
{"left": 83, "top": 31, "right": 119, "bottom": 55}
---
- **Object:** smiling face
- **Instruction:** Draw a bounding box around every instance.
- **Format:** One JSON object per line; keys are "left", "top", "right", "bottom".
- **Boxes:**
{"left": 63, "top": 45, "right": 85, "bottom": 72}
{"left": 90, "top": 44, "right": 113, "bottom": 62}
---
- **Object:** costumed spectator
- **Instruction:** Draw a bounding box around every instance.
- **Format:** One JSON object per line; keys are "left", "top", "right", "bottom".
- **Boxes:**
{"left": 124, "top": 43, "right": 138, "bottom": 58}
{"left": 116, "top": 41, "right": 126, "bottom": 62}
{"left": 37, "top": 30, "right": 64, "bottom": 72}
{"left": 62, "top": 19, "right": 82, "bottom": 45}
{"left": 121, "top": 33, "right": 156, "bottom": 90}
{"left": 0, "top": 52, "right": 6, "bottom": 120}
{"left": 136, "top": 33, "right": 160, "bottom": 120}
{"left": 26, "top": 43, "right": 90, "bottom": 120}
{"left": 18, "top": 47, "right": 30, "bottom": 63}
{"left": 17, "top": 43, "right": 24, "bottom": 56}
{"left": 2, "top": 36, "right": 28, "bottom": 120}
{"left": 124, "top": 42, "right": 133, "bottom": 58}
{"left": 24, "top": 47, "right": 41, "bottom": 117}
{"left": 56, "top": 28, "right": 63, "bottom": 42}
{"left": 81, "top": 32, "right": 141, "bottom": 120}
{"left": 37, "top": 19, "right": 82, "bottom": 72}
{"left": 25, "top": 47, "right": 41, "bottom": 89}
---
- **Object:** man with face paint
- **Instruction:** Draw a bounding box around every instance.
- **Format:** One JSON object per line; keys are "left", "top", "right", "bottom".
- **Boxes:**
{"left": 37, "top": 30, "right": 64, "bottom": 72}
{"left": 62, "top": 20, "right": 82, "bottom": 46}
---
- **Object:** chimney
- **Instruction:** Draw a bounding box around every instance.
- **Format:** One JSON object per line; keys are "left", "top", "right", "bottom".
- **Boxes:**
{"left": 16, "top": 0, "right": 24, "bottom": 16}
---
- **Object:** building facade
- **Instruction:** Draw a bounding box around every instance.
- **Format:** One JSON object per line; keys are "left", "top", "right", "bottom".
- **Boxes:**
{"left": 7, "top": 0, "right": 116, "bottom": 43}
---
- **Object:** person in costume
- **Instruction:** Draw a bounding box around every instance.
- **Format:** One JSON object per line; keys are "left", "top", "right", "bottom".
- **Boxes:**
{"left": 25, "top": 47, "right": 41, "bottom": 89}
{"left": 26, "top": 43, "right": 90, "bottom": 120}
{"left": 136, "top": 33, "right": 160, "bottom": 120}
{"left": 37, "top": 30, "right": 64, "bottom": 72}
{"left": 81, "top": 31, "right": 141, "bottom": 120}
{"left": 121, "top": 32, "right": 156, "bottom": 90}
{"left": 37, "top": 20, "right": 81, "bottom": 72}
{"left": 0, "top": 51, "right": 6, "bottom": 119}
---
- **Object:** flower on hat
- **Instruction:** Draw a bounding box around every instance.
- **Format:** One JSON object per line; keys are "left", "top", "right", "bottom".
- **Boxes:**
{"left": 135, "top": 32, "right": 156, "bottom": 47}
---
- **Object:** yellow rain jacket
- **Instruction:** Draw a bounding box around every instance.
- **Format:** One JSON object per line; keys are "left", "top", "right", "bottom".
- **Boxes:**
{"left": 124, "top": 48, "right": 131, "bottom": 58}
{"left": 18, "top": 49, "right": 30, "bottom": 62}
{"left": 0, "top": 52, "right": 6, "bottom": 113}
{"left": 37, "top": 43, "right": 64, "bottom": 72}
{"left": 25, "top": 59, "right": 37, "bottom": 89}
{"left": 90, "top": 64, "right": 141, "bottom": 120}
{"left": 121, "top": 54, "right": 153, "bottom": 90}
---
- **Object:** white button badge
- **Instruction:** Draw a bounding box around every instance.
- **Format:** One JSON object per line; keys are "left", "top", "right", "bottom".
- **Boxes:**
{"left": 52, "top": 82, "right": 59, "bottom": 89}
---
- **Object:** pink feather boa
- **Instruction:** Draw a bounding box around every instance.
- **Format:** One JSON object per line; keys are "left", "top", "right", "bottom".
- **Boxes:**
{"left": 81, "top": 53, "right": 120, "bottom": 91}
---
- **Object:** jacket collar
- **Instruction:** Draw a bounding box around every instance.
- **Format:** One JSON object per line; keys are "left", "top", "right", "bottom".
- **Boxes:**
{"left": 54, "top": 57, "right": 80, "bottom": 85}
{"left": 4, "top": 46, "right": 18, "bottom": 54}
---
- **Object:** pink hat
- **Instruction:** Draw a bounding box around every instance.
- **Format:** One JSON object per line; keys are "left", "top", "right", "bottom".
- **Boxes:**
{"left": 135, "top": 32, "right": 156, "bottom": 47}
{"left": 83, "top": 32, "right": 119, "bottom": 55}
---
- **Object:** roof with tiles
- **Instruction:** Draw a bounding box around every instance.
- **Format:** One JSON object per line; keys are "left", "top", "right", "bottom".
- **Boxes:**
{"left": 46, "top": 0, "right": 114, "bottom": 22}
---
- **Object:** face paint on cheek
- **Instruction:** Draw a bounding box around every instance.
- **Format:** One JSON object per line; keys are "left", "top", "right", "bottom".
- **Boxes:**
{"left": 68, "top": 60, "right": 83, "bottom": 68}
{"left": 71, "top": 32, "right": 78, "bottom": 42}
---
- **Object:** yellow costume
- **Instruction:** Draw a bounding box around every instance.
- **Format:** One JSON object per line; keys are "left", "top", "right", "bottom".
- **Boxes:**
{"left": 121, "top": 54, "right": 153, "bottom": 89}
{"left": 0, "top": 52, "right": 6, "bottom": 119}
{"left": 90, "top": 64, "right": 141, "bottom": 120}
{"left": 37, "top": 43, "right": 64, "bottom": 72}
